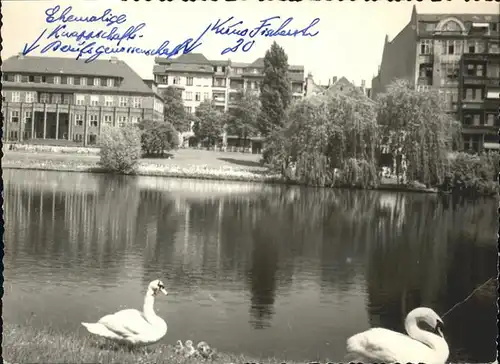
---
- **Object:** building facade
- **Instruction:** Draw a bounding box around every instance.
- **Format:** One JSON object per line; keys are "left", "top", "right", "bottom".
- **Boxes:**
{"left": 153, "top": 53, "right": 305, "bottom": 145}
{"left": 2, "top": 55, "right": 164, "bottom": 146}
{"left": 371, "top": 6, "right": 500, "bottom": 152}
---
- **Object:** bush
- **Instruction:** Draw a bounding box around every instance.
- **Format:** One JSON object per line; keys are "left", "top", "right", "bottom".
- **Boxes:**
{"left": 139, "top": 120, "right": 179, "bottom": 157}
{"left": 98, "top": 125, "right": 142, "bottom": 174}
{"left": 441, "top": 152, "right": 499, "bottom": 196}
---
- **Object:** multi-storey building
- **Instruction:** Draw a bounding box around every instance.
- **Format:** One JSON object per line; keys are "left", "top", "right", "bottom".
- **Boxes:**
{"left": 371, "top": 6, "right": 500, "bottom": 152}
{"left": 2, "top": 55, "right": 164, "bottom": 146}
{"left": 153, "top": 53, "right": 305, "bottom": 146}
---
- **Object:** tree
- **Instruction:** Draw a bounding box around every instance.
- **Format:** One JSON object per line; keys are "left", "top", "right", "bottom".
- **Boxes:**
{"left": 98, "top": 124, "right": 142, "bottom": 174}
{"left": 192, "top": 100, "right": 224, "bottom": 147}
{"left": 259, "top": 41, "right": 292, "bottom": 137}
{"left": 161, "top": 86, "right": 190, "bottom": 133}
{"left": 139, "top": 120, "right": 179, "bottom": 156}
{"left": 226, "top": 90, "right": 260, "bottom": 143}
{"left": 377, "top": 79, "right": 461, "bottom": 186}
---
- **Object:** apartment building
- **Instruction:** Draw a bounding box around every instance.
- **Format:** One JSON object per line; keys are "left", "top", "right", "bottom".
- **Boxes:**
{"left": 371, "top": 6, "right": 500, "bottom": 152}
{"left": 153, "top": 53, "right": 305, "bottom": 143}
{"left": 2, "top": 55, "right": 164, "bottom": 146}
{"left": 305, "top": 74, "right": 372, "bottom": 99}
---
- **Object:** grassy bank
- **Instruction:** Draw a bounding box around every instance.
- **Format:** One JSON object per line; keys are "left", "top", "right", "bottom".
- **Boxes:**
{"left": 3, "top": 322, "right": 308, "bottom": 364}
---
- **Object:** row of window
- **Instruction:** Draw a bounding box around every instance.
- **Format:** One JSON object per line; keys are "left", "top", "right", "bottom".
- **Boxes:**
{"left": 183, "top": 91, "right": 210, "bottom": 102}
{"left": 420, "top": 20, "right": 499, "bottom": 33}
{"left": 3, "top": 73, "right": 120, "bottom": 88}
{"left": 8, "top": 110, "right": 140, "bottom": 126}
{"left": 463, "top": 113, "right": 500, "bottom": 127}
{"left": 7, "top": 92, "right": 144, "bottom": 108}
{"left": 419, "top": 39, "right": 500, "bottom": 56}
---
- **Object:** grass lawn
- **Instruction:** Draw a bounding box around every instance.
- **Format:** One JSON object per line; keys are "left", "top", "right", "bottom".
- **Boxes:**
{"left": 2, "top": 322, "right": 308, "bottom": 364}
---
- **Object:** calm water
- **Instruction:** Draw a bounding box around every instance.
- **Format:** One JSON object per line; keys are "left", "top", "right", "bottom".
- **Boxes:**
{"left": 3, "top": 170, "right": 498, "bottom": 362}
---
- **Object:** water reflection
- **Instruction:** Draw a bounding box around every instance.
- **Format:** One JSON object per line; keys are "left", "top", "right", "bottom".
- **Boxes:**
{"left": 3, "top": 170, "right": 497, "bottom": 362}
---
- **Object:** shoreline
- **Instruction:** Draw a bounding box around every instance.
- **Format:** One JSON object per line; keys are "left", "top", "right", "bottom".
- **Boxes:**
{"left": 2, "top": 322, "right": 308, "bottom": 364}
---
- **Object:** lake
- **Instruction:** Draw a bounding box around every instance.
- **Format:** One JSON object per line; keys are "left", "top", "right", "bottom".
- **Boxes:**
{"left": 3, "top": 169, "right": 498, "bottom": 363}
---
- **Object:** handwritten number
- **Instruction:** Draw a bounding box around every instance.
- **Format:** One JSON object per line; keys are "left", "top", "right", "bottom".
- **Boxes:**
{"left": 221, "top": 38, "right": 255, "bottom": 55}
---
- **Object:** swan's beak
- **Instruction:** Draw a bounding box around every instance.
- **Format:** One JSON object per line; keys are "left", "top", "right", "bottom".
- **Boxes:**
{"left": 434, "top": 320, "right": 445, "bottom": 338}
{"left": 160, "top": 288, "right": 168, "bottom": 295}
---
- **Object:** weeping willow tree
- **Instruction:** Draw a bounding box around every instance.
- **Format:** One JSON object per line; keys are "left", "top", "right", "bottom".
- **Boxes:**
{"left": 377, "top": 79, "right": 462, "bottom": 186}
{"left": 271, "top": 88, "right": 379, "bottom": 188}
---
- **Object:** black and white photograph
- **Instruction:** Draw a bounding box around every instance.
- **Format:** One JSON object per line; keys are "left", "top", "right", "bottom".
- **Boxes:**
{"left": 1, "top": 0, "right": 499, "bottom": 363}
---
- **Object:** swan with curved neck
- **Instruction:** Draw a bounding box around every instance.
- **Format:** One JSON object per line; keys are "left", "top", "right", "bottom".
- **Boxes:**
{"left": 81, "top": 279, "right": 168, "bottom": 346}
{"left": 345, "top": 307, "right": 449, "bottom": 364}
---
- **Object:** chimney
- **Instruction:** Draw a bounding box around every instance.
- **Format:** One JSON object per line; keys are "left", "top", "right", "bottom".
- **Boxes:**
{"left": 361, "top": 80, "right": 366, "bottom": 88}
{"left": 110, "top": 56, "right": 118, "bottom": 64}
{"left": 332, "top": 76, "right": 337, "bottom": 85}
{"left": 17, "top": 52, "right": 25, "bottom": 59}
{"left": 328, "top": 79, "right": 331, "bottom": 86}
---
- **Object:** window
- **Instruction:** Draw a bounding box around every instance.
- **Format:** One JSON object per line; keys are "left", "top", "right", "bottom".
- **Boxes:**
{"left": 131, "top": 116, "right": 139, "bottom": 124}
{"left": 93, "top": 78, "right": 100, "bottom": 86}
{"left": 28, "top": 75, "right": 35, "bottom": 83}
{"left": 203, "top": 92, "right": 209, "bottom": 100}
{"left": 41, "top": 76, "right": 47, "bottom": 83}
{"left": 118, "top": 116, "right": 128, "bottom": 126}
{"left": 184, "top": 106, "right": 192, "bottom": 113}
{"left": 132, "top": 97, "right": 142, "bottom": 108}
{"left": 52, "top": 94, "right": 62, "bottom": 104}
{"left": 489, "top": 43, "right": 500, "bottom": 54}
{"left": 195, "top": 92, "right": 201, "bottom": 101}
{"left": 81, "top": 77, "right": 87, "bottom": 86}
{"left": 25, "top": 111, "right": 32, "bottom": 124}
{"left": 25, "top": 92, "right": 35, "bottom": 103}
{"left": 67, "top": 76, "right": 74, "bottom": 85}
{"left": 105, "top": 96, "right": 114, "bottom": 106}
{"left": 466, "top": 64, "right": 475, "bottom": 76}
{"left": 107, "top": 78, "right": 114, "bottom": 87}
{"left": 173, "top": 76, "right": 180, "bottom": 85}
{"left": 442, "top": 62, "right": 459, "bottom": 81}
{"left": 90, "top": 95, "right": 99, "bottom": 106}
{"left": 443, "top": 40, "right": 462, "bottom": 55}
{"left": 476, "top": 64, "right": 484, "bottom": 77}
{"left": 89, "top": 114, "right": 98, "bottom": 127}
{"left": 74, "top": 133, "right": 83, "bottom": 142}
{"left": 467, "top": 41, "right": 476, "bottom": 54}
{"left": 119, "top": 97, "right": 128, "bottom": 107}
{"left": 185, "top": 92, "right": 193, "bottom": 101}
{"left": 53, "top": 76, "right": 61, "bottom": 84}
{"left": 104, "top": 115, "right": 113, "bottom": 124}
{"left": 474, "top": 89, "right": 482, "bottom": 100}
{"left": 161, "top": 76, "right": 168, "bottom": 84}
{"left": 11, "top": 110, "right": 20, "bottom": 122}
{"left": 89, "top": 134, "right": 97, "bottom": 145}
{"left": 39, "top": 93, "right": 50, "bottom": 103}
{"left": 12, "top": 92, "right": 20, "bottom": 102}
{"left": 9, "top": 131, "right": 19, "bottom": 141}
{"left": 186, "top": 77, "right": 193, "bottom": 86}
{"left": 487, "top": 63, "right": 500, "bottom": 78}
{"left": 62, "top": 94, "right": 72, "bottom": 104}
{"left": 420, "top": 39, "right": 433, "bottom": 55}
{"left": 465, "top": 89, "right": 473, "bottom": 100}
{"left": 443, "top": 20, "right": 461, "bottom": 32}
{"left": 75, "top": 94, "right": 85, "bottom": 105}
{"left": 14, "top": 74, "right": 21, "bottom": 82}
{"left": 75, "top": 114, "right": 84, "bottom": 126}
{"left": 464, "top": 114, "right": 472, "bottom": 126}
{"left": 486, "top": 113, "right": 495, "bottom": 126}
{"left": 473, "top": 114, "right": 480, "bottom": 126}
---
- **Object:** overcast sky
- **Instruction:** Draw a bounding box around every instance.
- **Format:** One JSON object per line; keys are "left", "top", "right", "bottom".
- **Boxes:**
{"left": 2, "top": 0, "right": 497, "bottom": 87}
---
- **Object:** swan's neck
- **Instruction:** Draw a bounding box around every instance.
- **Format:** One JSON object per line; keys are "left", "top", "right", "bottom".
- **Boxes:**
{"left": 405, "top": 316, "right": 448, "bottom": 356}
{"left": 143, "top": 293, "right": 157, "bottom": 320}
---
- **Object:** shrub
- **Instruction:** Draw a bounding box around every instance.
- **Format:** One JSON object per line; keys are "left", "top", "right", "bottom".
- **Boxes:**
{"left": 139, "top": 120, "right": 179, "bottom": 157}
{"left": 98, "top": 125, "right": 142, "bottom": 174}
{"left": 441, "top": 152, "right": 499, "bottom": 196}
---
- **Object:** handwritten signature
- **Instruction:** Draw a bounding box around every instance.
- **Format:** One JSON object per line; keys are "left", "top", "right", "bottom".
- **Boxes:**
{"left": 22, "top": 5, "right": 320, "bottom": 62}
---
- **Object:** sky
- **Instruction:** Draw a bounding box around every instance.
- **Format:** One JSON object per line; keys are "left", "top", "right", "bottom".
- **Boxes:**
{"left": 2, "top": 0, "right": 498, "bottom": 88}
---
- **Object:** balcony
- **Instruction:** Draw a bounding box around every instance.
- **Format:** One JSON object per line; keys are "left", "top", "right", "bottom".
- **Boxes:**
{"left": 462, "top": 53, "right": 500, "bottom": 62}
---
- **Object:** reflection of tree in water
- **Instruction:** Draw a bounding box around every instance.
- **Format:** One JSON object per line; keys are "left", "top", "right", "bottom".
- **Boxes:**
{"left": 364, "top": 195, "right": 497, "bottom": 362}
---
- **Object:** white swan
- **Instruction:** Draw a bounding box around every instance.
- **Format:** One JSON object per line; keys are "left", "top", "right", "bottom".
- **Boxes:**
{"left": 345, "top": 307, "right": 449, "bottom": 364}
{"left": 81, "top": 279, "right": 168, "bottom": 346}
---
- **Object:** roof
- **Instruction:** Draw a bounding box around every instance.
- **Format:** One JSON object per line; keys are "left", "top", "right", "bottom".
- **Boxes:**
{"left": 2, "top": 55, "right": 154, "bottom": 94}
{"left": 155, "top": 53, "right": 212, "bottom": 65}
{"left": 417, "top": 13, "right": 499, "bottom": 22}
{"left": 248, "top": 57, "right": 265, "bottom": 68}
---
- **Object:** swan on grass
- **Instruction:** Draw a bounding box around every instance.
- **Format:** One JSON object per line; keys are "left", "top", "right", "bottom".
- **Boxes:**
{"left": 81, "top": 279, "right": 168, "bottom": 347}
{"left": 345, "top": 307, "right": 449, "bottom": 364}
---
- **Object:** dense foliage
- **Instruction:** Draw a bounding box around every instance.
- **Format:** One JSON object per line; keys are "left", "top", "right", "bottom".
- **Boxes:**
{"left": 161, "top": 86, "right": 190, "bottom": 133}
{"left": 377, "top": 79, "right": 462, "bottom": 186}
{"left": 98, "top": 124, "right": 142, "bottom": 174}
{"left": 139, "top": 120, "right": 179, "bottom": 156}
{"left": 441, "top": 152, "right": 499, "bottom": 196}
{"left": 193, "top": 100, "right": 224, "bottom": 147}
{"left": 267, "top": 88, "right": 380, "bottom": 188}
{"left": 226, "top": 90, "right": 260, "bottom": 141}
{"left": 259, "top": 41, "right": 291, "bottom": 137}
